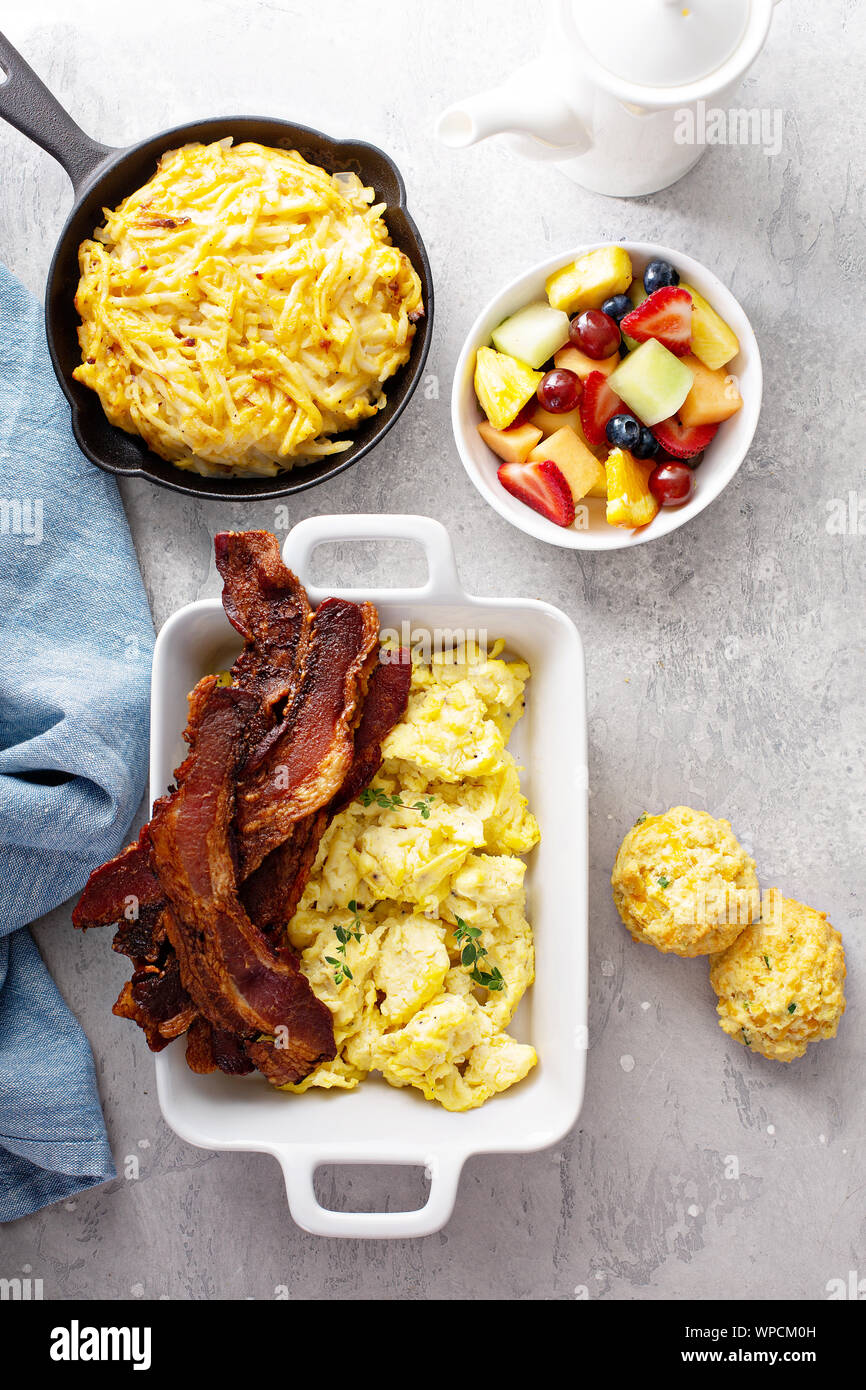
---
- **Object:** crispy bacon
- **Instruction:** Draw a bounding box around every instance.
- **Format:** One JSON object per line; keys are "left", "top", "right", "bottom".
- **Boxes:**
{"left": 185, "top": 1017, "right": 254, "bottom": 1075}
{"left": 333, "top": 651, "right": 412, "bottom": 810}
{"left": 148, "top": 683, "right": 336, "bottom": 1082}
{"left": 72, "top": 828, "right": 162, "bottom": 934}
{"left": 236, "top": 597, "right": 380, "bottom": 878}
{"left": 72, "top": 533, "right": 412, "bottom": 1087}
{"left": 113, "top": 955, "right": 198, "bottom": 1051}
{"left": 241, "top": 654, "right": 412, "bottom": 933}
{"left": 214, "top": 530, "right": 312, "bottom": 735}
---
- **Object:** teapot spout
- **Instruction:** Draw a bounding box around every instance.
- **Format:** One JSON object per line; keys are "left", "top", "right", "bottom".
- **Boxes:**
{"left": 436, "top": 63, "right": 592, "bottom": 156}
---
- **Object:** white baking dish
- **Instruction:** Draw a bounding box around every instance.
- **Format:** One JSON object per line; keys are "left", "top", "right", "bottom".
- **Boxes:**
{"left": 151, "top": 514, "right": 587, "bottom": 1238}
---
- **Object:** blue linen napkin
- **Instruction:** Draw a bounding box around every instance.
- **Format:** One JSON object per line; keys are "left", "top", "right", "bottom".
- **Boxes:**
{"left": 0, "top": 264, "right": 154, "bottom": 1221}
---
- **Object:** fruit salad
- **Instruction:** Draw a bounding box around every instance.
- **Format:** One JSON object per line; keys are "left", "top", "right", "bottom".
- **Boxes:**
{"left": 473, "top": 246, "right": 744, "bottom": 532}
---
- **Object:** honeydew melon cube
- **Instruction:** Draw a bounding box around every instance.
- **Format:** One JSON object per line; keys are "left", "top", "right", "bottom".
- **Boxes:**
{"left": 622, "top": 278, "right": 648, "bottom": 352}
{"left": 608, "top": 340, "right": 694, "bottom": 427}
{"left": 491, "top": 303, "right": 570, "bottom": 370}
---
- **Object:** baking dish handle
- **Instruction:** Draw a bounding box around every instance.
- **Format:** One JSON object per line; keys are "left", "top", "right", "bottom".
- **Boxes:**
{"left": 276, "top": 1150, "right": 464, "bottom": 1239}
{"left": 281, "top": 514, "right": 465, "bottom": 601}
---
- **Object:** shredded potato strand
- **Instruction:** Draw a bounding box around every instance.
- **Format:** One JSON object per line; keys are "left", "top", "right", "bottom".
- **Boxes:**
{"left": 73, "top": 140, "right": 423, "bottom": 477}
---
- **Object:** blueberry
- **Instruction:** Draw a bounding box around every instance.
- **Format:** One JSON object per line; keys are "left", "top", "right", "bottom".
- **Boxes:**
{"left": 602, "top": 294, "right": 632, "bottom": 324}
{"left": 644, "top": 259, "right": 680, "bottom": 295}
{"left": 606, "top": 414, "right": 640, "bottom": 449}
{"left": 632, "top": 426, "right": 659, "bottom": 460}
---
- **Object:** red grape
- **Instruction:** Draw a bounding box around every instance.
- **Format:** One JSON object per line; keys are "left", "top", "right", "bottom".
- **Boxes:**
{"left": 649, "top": 462, "right": 694, "bottom": 506}
{"left": 569, "top": 309, "right": 620, "bottom": 360}
{"left": 537, "top": 368, "right": 581, "bottom": 413}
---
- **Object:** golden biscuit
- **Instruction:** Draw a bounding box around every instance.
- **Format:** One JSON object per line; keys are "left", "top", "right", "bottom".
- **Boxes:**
{"left": 710, "top": 891, "right": 846, "bottom": 1061}
{"left": 611, "top": 805, "right": 759, "bottom": 957}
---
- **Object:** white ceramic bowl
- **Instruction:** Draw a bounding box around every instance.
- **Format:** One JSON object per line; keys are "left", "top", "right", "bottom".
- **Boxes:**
{"left": 452, "top": 241, "right": 762, "bottom": 551}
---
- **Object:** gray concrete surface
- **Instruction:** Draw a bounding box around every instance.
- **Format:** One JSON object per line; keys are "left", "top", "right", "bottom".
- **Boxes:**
{"left": 0, "top": 0, "right": 862, "bottom": 1301}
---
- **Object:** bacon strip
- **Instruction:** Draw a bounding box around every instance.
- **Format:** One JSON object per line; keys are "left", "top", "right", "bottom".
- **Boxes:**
{"left": 214, "top": 529, "right": 312, "bottom": 740}
{"left": 240, "top": 654, "right": 412, "bottom": 933}
{"left": 332, "top": 650, "right": 412, "bottom": 811}
{"left": 235, "top": 597, "right": 380, "bottom": 878}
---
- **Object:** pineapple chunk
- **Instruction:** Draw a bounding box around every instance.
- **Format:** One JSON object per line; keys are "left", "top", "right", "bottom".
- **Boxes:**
{"left": 478, "top": 420, "right": 543, "bottom": 463}
{"left": 605, "top": 447, "right": 659, "bottom": 529}
{"left": 474, "top": 346, "right": 543, "bottom": 431}
{"left": 527, "top": 403, "right": 607, "bottom": 461}
{"left": 679, "top": 283, "right": 739, "bottom": 371}
{"left": 528, "top": 426, "right": 606, "bottom": 503}
{"left": 678, "top": 354, "right": 743, "bottom": 427}
{"left": 554, "top": 344, "right": 620, "bottom": 381}
{"left": 546, "top": 246, "right": 633, "bottom": 315}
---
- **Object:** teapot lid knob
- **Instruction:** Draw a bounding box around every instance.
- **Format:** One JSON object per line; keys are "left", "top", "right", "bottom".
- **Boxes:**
{"left": 567, "top": 0, "right": 757, "bottom": 89}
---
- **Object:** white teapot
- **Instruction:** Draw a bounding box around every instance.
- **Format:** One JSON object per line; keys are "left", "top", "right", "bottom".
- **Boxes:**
{"left": 437, "top": 0, "right": 781, "bottom": 197}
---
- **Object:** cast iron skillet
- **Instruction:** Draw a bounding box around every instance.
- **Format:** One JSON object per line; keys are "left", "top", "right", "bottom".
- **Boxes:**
{"left": 0, "top": 33, "right": 433, "bottom": 501}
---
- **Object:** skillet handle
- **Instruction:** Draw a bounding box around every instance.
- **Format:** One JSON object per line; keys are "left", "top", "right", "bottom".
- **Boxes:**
{"left": 0, "top": 31, "right": 116, "bottom": 192}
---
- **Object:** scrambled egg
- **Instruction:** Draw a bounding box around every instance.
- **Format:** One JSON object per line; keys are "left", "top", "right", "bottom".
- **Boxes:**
{"left": 283, "top": 644, "right": 540, "bottom": 1110}
{"left": 710, "top": 890, "right": 846, "bottom": 1061}
{"left": 611, "top": 805, "right": 759, "bottom": 956}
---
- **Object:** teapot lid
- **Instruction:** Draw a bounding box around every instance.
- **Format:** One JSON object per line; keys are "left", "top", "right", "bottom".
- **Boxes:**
{"left": 568, "top": 0, "right": 754, "bottom": 89}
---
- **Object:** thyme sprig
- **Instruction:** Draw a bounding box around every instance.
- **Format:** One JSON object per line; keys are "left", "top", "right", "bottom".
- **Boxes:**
{"left": 454, "top": 917, "right": 505, "bottom": 992}
{"left": 325, "top": 900, "right": 363, "bottom": 986}
{"left": 360, "top": 785, "right": 433, "bottom": 819}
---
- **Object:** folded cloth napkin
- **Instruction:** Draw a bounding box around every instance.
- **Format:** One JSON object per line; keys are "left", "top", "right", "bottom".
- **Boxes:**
{"left": 0, "top": 265, "right": 154, "bottom": 1221}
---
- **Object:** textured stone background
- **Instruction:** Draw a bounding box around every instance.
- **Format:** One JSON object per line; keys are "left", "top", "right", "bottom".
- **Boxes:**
{"left": 1, "top": 0, "right": 863, "bottom": 1300}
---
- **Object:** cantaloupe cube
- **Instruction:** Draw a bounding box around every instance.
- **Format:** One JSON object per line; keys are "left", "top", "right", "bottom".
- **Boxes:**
{"left": 528, "top": 426, "right": 607, "bottom": 504}
{"left": 478, "top": 420, "right": 543, "bottom": 463}
{"left": 527, "top": 403, "right": 607, "bottom": 461}
{"left": 678, "top": 353, "right": 743, "bottom": 427}
{"left": 679, "top": 283, "right": 739, "bottom": 371}
{"left": 605, "top": 448, "right": 659, "bottom": 529}
{"left": 546, "top": 246, "right": 633, "bottom": 314}
{"left": 554, "top": 345, "right": 620, "bottom": 381}
{"left": 474, "top": 346, "right": 543, "bottom": 430}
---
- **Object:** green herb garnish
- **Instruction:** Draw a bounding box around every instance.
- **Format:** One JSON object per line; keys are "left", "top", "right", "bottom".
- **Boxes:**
{"left": 787, "top": 1002, "right": 797, "bottom": 1014}
{"left": 454, "top": 917, "right": 505, "bottom": 992}
{"left": 635, "top": 813, "right": 647, "bottom": 826}
{"left": 326, "top": 900, "right": 363, "bottom": 985}
{"left": 763, "top": 955, "right": 772, "bottom": 970}
{"left": 657, "top": 875, "right": 670, "bottom": 889}
{"left": 360, "top": 786, "right": 433, "bottom": 819}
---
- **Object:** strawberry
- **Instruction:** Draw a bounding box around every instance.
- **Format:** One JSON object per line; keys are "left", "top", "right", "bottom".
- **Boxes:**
{"left": 498, "top": 458, "right": 576, "bottom": 528}
{"left": 651, "top": 415, "right": 719, "bottom": 459}
{"left": 580, "top": 371, "right": 628, "bottom": 445}
{"left": 620, "top": 287, "right": 693, "bottom": 357}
